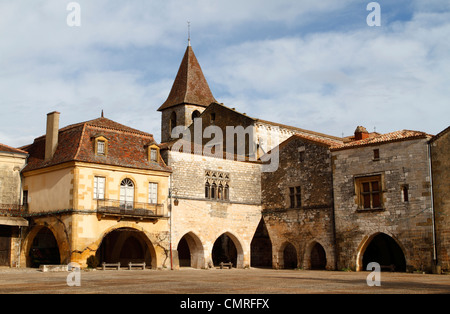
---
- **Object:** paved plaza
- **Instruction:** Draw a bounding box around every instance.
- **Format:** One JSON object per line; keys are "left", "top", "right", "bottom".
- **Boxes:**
{"left": 0, "top": 267, "right": 449, "bottom": 294}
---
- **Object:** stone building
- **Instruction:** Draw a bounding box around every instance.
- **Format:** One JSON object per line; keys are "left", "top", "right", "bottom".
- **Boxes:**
{"left": 0, "top": 42, "right": 447, "bottom": 274}
{"left": 331, "top": 127, "right": 435, "bottom": 272}
{"left": 158, "top": 44, "right": 263, "bottom": 269}
{"left": 19, "top": 112, "right": 172, "bottom": 268}
{"left": 430, "top": 126, "right": 450, "bottom": 272}
{"left": 0, "top": 143, "right": 28, "bottom": 267}
{"left": 261, "top": 134, "right": 339, "bottom": 270}
{"left": 158, "top": 43, "right": 344, "bottom": 270}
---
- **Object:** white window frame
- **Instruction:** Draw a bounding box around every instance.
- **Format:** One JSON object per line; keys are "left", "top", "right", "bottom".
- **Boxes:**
{"left": 149, "top": 182, "right": 158, "bottom": 204}
{"left": 97, "top": 140, "right": 105, "bottom": 155}
{"left": 94, "top": 176, "right": 106, "bottom": 200}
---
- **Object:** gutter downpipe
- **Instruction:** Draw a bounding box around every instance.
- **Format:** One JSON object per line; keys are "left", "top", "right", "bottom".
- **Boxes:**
{"left": 169, "top": 173, "right": 173, "bottom": 270}
{"left": 427, "top": 141, "right": 438, "bottom": 271}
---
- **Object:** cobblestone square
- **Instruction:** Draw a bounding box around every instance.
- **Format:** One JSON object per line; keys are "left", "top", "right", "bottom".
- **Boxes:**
{"left": 0, "top": 267, "right": 449, "bottom": 295}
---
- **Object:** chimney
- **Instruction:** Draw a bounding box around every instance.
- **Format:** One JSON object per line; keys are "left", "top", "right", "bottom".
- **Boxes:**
{"left": 45, "top": 111, "right": 60, "bottom": 161}
{"left": 354, "top": 126, "right": 369, "bottom": 141}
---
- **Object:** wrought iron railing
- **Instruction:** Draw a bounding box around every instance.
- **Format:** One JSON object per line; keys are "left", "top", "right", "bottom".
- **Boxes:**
{"left": 96, "top": 199, "right": 164, "bottom": 217}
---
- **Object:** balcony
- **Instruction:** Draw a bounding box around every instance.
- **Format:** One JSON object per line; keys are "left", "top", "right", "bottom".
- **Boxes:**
{"left": 96, "top": 199, "right": 165, "bottom": 222}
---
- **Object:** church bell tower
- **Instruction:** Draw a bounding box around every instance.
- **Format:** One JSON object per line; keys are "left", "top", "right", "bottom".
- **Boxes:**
{"left": 158, "top": 43, "right": 217, "bottom": 143}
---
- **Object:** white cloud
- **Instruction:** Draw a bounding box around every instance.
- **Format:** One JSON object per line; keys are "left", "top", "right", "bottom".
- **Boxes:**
{"left": 0, "top": 0, "right": 449, "bottom": 147}
{"left": 209, "top": 10, "right": 450, "bottom": 137}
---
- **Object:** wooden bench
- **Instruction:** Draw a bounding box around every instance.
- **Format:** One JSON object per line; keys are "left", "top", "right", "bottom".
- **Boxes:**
{"left": 381, "top": 264, "right": 395, "bottom": 272}
{"left": 102, "top": 262, "right": 121, "bottom": 270}
{"left": 219, "top": 262, "right": 233, "bottom": 269}
{"left": 128, "top": 262, "right": 146, "bottom": 270}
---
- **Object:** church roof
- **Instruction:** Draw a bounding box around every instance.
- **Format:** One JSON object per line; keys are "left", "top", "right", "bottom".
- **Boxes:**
{"left": 158, "top": 45, "right": 217, "bottom": 111}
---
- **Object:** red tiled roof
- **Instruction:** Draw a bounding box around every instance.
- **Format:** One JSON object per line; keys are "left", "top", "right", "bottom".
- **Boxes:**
{"left": 331, "top": 130, "right": 432, "bottom": 151}
{"left": 22, "top": 117, "right": 171, "bottom": 173}
{"left": 158, "top": 45, "right": 217, "bottom": 111}
{"left": 0, "top": 143, "right": 28, "bottom": 155}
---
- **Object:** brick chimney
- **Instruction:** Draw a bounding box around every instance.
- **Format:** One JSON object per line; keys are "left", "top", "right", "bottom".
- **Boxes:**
{"left": 45, "top": 111, "right": 60, "bottom": 161}
{"left": 354, "top": 126, "right": 369, "bottom": 141}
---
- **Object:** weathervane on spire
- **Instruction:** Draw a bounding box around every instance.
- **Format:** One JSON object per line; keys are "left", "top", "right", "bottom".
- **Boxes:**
{"left": 187, "top": 21, "right": 191, "bottom": 46}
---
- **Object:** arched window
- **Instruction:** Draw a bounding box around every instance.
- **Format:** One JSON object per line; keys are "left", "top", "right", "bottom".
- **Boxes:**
{"left": 205, "top": 182, "right": 210, "bottom": 199}
{"left": 120, "top": 178, "right": 134, "bottom": 210}
{"left": 211, "top": 183, "right": 217, "bottom": 199}
{"left": 224, "top": 184, "right": 229, "bottom": 201}
{"left": 192, "top": 110, "right": 200, "bottom": 121}
{"left": 218, "top": 184, "right": 223, "bottom": 200}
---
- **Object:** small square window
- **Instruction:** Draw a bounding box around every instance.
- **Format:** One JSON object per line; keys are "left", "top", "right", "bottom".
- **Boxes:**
{"left": 373, "top": 149, "right": 380, "bottom": 160}
{"left": 402, "top": 185, "right": 409, "bottom": 202}
{"left": 289, "top": 186, "right": 301, "bottom": 209}
{"left": 356, "top": 175, "right": 383, "bottom": 210}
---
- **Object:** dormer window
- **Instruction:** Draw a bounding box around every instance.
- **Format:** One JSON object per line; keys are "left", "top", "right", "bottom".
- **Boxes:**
{"left": 94, "top": 135, "right": 109, "bottom": 156}
{"left": 147, "top": 144, "right": 160, "bottom": 163}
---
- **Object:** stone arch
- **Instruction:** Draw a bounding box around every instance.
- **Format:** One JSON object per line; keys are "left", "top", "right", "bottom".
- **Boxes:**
{"left": 279, "top": 242, "right": 298, "bottom": 269}
{"left": 23, "top": 224, "right": 68, "bottom": 267}
{"left": 304, "top": 241, "right": 327, "bottom": 270}
{"left": 250, "top": 218, "right": 272, "bottom": 268}
{"left": 212, "top": 232, "right": 245, "bottom": 268}
{"left": 176, "top": 232, "right": 205, "bottom": 269}
{"left": 95, "top": 226, "right": 158, "bottom": 269}
{"left": 356, "top": 232, "right": 407, "bottom": 272}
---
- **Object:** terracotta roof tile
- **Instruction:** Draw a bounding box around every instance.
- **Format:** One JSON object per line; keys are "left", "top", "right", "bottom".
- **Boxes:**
{"left": 331, "top": 130, "right": 432, "bottom": 151}
{"left": 23, "top": 117, "right": 171, "bottom": 173}
{"left": 0, "top": 143, "right": 28, "bottom": 155}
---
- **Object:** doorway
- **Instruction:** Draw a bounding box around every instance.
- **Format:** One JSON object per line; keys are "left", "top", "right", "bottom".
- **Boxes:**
{"left": 362, "top": 233, "right": 406, "bottom": 272}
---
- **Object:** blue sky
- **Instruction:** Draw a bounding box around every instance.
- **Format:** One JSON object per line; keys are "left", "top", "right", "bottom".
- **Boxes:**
{"left": 0, "top": 0, "right": 449, "bottom": 146}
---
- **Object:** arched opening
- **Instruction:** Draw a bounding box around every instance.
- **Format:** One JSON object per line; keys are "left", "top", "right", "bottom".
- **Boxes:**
{"left": 362, "top": 233, "right": 406, "bottom": 272}
{"left": 177, "top": 232, "right": 204, "bottom": 268}
{"left": 282, "top": 242, "right": 297, "bottom": 269}
{"left": 28, "top": 227, "right": 61, "bottom": 268}
{"left": 251, "top": 218, "right": 272, "bottom": 268}
{"left": 310, "top": 242, "right": 327, "bottom": 270}
{"left": 96, "top": 228, "right": 155, "bottom": 268}
{"left": 177, "top": 237, "right": 191, "bottom": 267}
{"left": 212, "top": 233, "right": 240, "bottom": 268}
{"left": 191, "top": 110, "right": 200, "bottom": 121}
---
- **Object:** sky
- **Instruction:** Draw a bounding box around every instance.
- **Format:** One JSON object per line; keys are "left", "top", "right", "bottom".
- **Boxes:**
{"left": 0, "top": 0, "right": 449, "bottom": 147}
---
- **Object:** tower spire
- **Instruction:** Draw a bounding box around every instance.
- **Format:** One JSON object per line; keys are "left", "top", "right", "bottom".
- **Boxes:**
{"left": 157, "top": 42, "right": 217, "bottom": 112}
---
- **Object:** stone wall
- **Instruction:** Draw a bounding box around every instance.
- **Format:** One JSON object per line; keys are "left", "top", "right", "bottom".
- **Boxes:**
{"left": 332, "top": 138, "right": 435, "bottom": 272}
{"left": 262, "top": 136, "right": 336, "bottom": 270}
{"left": 431, "top": 128, "right": 450, "bottom": 271}
{"left": 167, "top": 150, "right": 262, "bottom": 268}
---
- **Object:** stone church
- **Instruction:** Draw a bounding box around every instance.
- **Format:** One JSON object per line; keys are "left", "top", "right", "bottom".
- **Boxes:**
{"left": 0, "top": 42, "right": 448, "bottom": 273}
